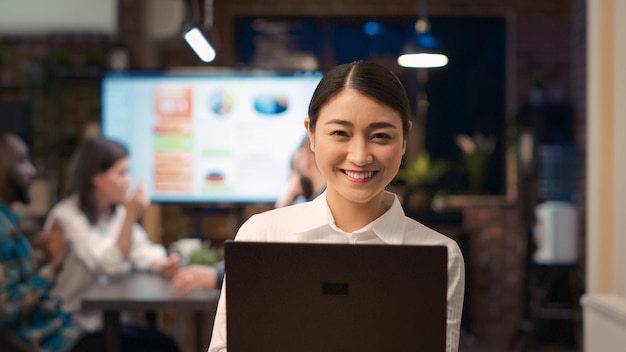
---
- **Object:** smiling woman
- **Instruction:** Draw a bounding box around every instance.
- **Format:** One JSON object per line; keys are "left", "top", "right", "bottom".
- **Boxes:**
{"left": 208, "top": 61, "right": 465, "bottom": 352}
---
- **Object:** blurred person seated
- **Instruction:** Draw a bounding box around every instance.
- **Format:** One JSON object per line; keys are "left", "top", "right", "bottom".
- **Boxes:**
{"left": 273, "top": 151, "right": 311, "bottom": 208}
{"left": 274, "top": 135, "right": 326, "bottom": 208}
{"left": 43, "top": 137, "right": 179, "bottom": 352}
{"left": 0, "top": 130, "right": 85, "bottom": 351}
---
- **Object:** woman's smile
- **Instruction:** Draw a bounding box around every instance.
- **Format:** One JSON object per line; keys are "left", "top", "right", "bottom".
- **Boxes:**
{"left": 342, "top": 169, "right": 377, "bottom": 183}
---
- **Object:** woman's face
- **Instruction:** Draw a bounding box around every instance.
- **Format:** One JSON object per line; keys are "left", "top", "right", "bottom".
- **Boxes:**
{"left": 93, "top": 157, "right": 131, "bottom": 205}
{"left": 306, "top": 88, "right": 406, "bottom": 207}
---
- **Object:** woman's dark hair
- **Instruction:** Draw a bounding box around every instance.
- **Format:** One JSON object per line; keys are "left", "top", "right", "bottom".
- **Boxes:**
{"left": 307, "top": 61, "right": 411, "bottom": 138}
{"left": 70, "top": 137, "right": 128, "bottom": 224}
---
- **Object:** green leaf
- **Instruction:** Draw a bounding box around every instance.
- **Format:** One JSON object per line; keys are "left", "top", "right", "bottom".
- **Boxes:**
{"left": 395, "top": 151, "right": 450, "bottom": 186}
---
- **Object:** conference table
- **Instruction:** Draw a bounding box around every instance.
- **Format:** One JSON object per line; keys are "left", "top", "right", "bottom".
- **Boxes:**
{"left": 82, "top": 273, "right": 220, "bottom": 352}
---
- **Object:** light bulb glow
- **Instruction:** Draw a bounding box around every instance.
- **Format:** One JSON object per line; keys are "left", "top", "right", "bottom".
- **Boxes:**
{"left": 397, "top": 53, "right": 448, "bottom": 68}
{"left": 184, "top": 27, "right": 216, "bottom": 63}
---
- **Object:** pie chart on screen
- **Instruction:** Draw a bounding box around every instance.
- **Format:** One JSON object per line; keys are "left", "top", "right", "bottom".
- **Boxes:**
{"left": 208, "top": 91, "right": 233, "bottom": 116}
{"left": 206, "top": 171, "right": 224, "bottom": 183}
{"left": 254, "top": 94, "right": 289, "bottom": 115}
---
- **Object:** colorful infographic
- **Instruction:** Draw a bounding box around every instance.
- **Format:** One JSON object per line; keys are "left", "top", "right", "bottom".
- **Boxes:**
{"left": 101, "top": 72, "right": 322, "bottom": 203}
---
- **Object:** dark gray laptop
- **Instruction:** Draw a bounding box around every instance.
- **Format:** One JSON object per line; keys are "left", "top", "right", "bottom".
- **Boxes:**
{"left": 224, "top": 241, "right": 447, "bottom": 352}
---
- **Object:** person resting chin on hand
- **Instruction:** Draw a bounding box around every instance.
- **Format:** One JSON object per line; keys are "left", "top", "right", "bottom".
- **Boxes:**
{"left": 44, "top": 137, "right": 180, "bottom": 352}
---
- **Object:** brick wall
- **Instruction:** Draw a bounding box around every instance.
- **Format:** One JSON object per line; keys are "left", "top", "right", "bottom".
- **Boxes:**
{"left": 462, "top": 204, "right": 527, "bottom": 340}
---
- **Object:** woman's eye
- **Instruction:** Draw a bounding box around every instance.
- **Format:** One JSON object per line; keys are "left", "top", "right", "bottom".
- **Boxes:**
{"left": 372, "top": 132, "right": 391, "bottom": 140}
{"left": 330, "top": 130, "right": 349, "bottom": 137}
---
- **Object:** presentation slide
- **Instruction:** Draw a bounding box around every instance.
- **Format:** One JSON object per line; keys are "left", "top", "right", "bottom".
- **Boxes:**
{"left": 101, "top": 71, "right": 322, "bottom": 204}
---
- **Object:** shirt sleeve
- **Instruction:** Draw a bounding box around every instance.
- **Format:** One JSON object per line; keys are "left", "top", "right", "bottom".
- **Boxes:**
{"left": 207, "top": 281, "right": 228, "bottom": 352}
{"left": 446, "top": 241, "right": 465, "bottom": 352}
{"left": 127, "top": 223, "right": 167, "bottom": 272}
{"left": 208, "top": 214, "right": 259, "bottom": 352}
{"left": 0, "top": 215, "right": 56, "bottom": 325}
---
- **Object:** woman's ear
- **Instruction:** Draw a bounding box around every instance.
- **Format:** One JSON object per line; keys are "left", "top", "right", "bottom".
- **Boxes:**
{"left": 92, "top": 173, "right": 104, "bottom": 189}
{"left": 304, "top": 118, "right": 315, "bottom": 152}
{"left": 402, "top": 120, "right": 413, "bottom": 155}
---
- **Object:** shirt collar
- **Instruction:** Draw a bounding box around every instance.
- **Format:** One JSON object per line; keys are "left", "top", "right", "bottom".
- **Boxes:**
{"left": 368, "top": 192, "right": 408, "bottom": 244}
{"left": 290, "top": 191, "right": 334, "bottom": 240}
{"left": 0, "top": 201, "right": 20, "bottom": 230}
{"left": 294, "top": 190, "right": 407, "bottom": 244}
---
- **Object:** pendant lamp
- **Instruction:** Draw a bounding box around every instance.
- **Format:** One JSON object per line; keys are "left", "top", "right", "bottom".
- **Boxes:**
{"left": 397, "top": 0, "right": 448, "bottom": 68}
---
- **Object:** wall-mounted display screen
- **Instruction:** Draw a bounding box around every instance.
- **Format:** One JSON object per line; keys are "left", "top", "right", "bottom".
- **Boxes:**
{"left": 101, "top": 70, "right": 322, "bottom": 204}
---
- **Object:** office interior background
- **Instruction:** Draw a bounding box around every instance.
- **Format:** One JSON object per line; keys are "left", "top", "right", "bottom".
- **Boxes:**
{"left": 1, "top": 0, "right": 624, "bottom": 351}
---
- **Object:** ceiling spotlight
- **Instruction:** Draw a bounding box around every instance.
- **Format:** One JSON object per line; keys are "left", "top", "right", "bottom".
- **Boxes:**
{"left": 183, "top": 0, "right": 216, "bottom": 63}
{"left": 183, "top": 26, "right": 216, "bottom": 63}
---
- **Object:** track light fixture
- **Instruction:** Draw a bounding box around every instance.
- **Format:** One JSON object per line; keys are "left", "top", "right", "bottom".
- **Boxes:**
{"left": 183, "top": 26, "right": 216, "bottom": 62}
{"left": 183, "top": 0, "right": 216, "bottom": 63}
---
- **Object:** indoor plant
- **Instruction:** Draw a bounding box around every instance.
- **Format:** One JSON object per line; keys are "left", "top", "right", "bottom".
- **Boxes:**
{"left": 394, "top": 151, "right": 450, "bottom": 212}
{"left": 455, "top": 132, "right": 495, "bottom": 194}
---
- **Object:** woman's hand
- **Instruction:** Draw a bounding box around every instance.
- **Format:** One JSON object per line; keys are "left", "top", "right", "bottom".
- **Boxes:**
{"left": 36, "top": 218, "right": 68, "bottom": 273}
{"left": 124, "top": 180, "right": 150, "bottom": 221}
{"left": 170, "top": 265, "right": 218, "bottom": 296}
{"left": 154, "top": 253, "right": 181, "bottom": 278}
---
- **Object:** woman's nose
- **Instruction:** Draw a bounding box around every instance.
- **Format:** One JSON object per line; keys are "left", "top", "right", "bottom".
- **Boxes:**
{"left": 346, "top": 139, "right": 373, "bottom": 166}
{"left": 122, "top": 174, "right": 132, "bottom": 188}
{"left": 27, "top": 162, "right": 37, "bottom": 178}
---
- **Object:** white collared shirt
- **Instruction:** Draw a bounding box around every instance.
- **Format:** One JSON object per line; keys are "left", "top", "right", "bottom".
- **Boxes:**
{"left": 208, "top": 191, "right": 464, "bottom": 352}
{"left": 44, "top": 195, "right": 168, "bottom": 331}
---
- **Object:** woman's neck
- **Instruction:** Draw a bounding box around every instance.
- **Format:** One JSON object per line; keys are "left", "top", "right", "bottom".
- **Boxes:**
{"left": 96, "top": 198, "right": 113, "bottom": 218}
{"left": 311, "top": 176, "right": 326, "bottom": 199}
{"left": 326, "top": 190, "right": 388, "bottom": 233}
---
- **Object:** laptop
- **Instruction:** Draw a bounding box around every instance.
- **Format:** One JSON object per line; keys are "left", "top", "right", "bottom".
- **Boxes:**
{"left": 224, "top": 241, "right": 447, "bottom": 352}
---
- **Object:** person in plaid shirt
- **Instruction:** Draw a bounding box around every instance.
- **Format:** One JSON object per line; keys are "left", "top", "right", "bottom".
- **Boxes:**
{"left": 0, "top": 130, "right": 84, "bottom": 351}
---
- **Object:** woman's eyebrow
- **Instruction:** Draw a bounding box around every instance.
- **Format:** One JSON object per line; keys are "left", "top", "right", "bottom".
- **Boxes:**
{"left": 324, "top": 119, "right": 352, "bottom": 127}
{"left": 323, "top": 120, "right": 398, "bottom": 130}
{"left": 369, "top": 122, "right": 398, "bottom": 130}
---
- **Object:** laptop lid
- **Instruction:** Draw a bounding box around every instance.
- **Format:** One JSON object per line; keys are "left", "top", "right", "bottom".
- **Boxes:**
{"left": 225, "top": 241, "right": 447, "bottom": 352}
